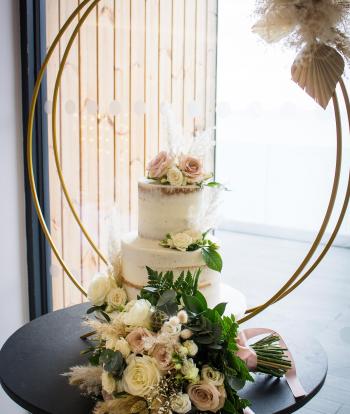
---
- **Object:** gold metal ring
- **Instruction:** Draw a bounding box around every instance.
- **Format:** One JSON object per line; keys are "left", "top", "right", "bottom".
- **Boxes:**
{"left": 239, "top": 89, "right": 344, "bottom": 323}
{"left": 27, "top": 0, "right": 96, "bottom": 297}
{"left": 29, "top": 0, "right": 349, "bottom": 318}
{"left": 51, "top": 0, "right": 108, "bottom": 265}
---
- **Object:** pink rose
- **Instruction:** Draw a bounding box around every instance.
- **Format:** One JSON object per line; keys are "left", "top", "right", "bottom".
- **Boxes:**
{"left": 126, "top": 327, "right": 154, "bottom": 354}
{"left": 151, "top": 344, "right": 174, "bottom": 372}
{"left": 178, "top": 155, "right": 205, "bottom": 184}
{"left": 187, "top": 382, "right": 222, "bottom": 412}
{"left": 147, "top": 151, "right": 174, "bottom": 179}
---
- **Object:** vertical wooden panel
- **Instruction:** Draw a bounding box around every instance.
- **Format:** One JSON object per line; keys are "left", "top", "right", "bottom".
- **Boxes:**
{"left": 206, "top": 0, "right": 218, "bottom": 171}
{"left": 183, "top": 0, "right": 196, "bottom": 137}
{"left": 145, "top": 0, "right": 159, "bottom": 165}
{"left": 46, "top": 0, "right": 218, "bottom": 309}
{"left": 130, "top": 0, "right": 146, "bottom": 229}
{"left": 115, "top": 0, "right": 131, "bottom": 233}
{"left": 158, "top": 0, "right": 173, "bottom": 150}
{"left": 194, "top": 0, "right": 207, "bottom": 133}
{"left": 46, "top": 0, "right": 64, "bottom": 310}
{"left": 79, "top": 3, "right": 99, "bottom": 287}
{"left": 59, "top": 0, "right": 82, "bottom": 306}
{"left": 98, "top": 1, "right": 115, "bottom": 253}
{"left": 171, "top": 0, "right": 185, "bottom": 124}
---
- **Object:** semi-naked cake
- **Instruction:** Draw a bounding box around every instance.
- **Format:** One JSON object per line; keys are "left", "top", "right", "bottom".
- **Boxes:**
{"left": 121, "top": 179, "right": 221, "bottom": 306}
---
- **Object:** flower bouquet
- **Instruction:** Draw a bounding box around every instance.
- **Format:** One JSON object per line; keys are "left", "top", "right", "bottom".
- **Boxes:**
{"left": 65, "top": 267, "right": 292, "bottom": 414}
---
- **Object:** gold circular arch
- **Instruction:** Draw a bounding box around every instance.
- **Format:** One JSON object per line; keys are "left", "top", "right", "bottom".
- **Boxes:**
{"left": 27, "top": 0, "right": 350, "bottom": 320}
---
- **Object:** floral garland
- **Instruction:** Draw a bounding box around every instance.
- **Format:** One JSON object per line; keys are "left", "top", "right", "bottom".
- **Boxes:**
{"left": 65, "top": 267, "right": 292, "bottom": 414}
{"left": 160, "top": 230, "right": 223, "bottom": 273}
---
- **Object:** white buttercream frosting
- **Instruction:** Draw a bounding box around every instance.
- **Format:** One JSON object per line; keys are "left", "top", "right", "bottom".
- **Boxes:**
{"left": 138, "top": 179, "right": 213, "bottom": 240}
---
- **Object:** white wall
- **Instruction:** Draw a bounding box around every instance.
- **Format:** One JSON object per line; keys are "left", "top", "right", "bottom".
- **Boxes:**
{"left": 0, "top": 0, "right": 29, "bottom": 412}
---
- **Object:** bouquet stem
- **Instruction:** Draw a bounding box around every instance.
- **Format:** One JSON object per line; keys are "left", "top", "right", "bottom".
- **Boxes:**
{"left": 251, "top": 334, "right": 292, "bottom": 377}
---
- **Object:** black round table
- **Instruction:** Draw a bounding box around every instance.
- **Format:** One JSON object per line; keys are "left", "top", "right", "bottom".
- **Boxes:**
{"left": 0, "top": 304, "right": 327, "bottom": 414}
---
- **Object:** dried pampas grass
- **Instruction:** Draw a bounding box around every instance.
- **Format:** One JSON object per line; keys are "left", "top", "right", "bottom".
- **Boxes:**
{"left": 63, "top": 365, "right": 103, "bottom": 396}
{"left": 83, "top": 318, "right": 126, "bottom": 339}
{"left": 253, "top": 0, "right": 350, "bottom": 108}
{"left": 93, "top": 395, "right": 148, "bottom": 414}
{"left": 253, "top": 0, "right": 350, "bottom": 61}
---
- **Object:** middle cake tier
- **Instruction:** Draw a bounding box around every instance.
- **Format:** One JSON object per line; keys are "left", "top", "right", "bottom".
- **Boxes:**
{"left": 121, "top": 232, "right": 221, "bottom": 306}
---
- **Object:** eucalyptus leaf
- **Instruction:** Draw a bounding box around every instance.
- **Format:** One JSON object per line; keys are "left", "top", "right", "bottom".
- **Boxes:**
{"left": 157, "top": 290, "right": 176, "bottom": 307}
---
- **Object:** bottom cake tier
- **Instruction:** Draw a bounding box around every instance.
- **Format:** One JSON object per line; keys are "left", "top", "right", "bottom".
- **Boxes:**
{"left": 121, "top": 232, "right": 221, "bottom": 307}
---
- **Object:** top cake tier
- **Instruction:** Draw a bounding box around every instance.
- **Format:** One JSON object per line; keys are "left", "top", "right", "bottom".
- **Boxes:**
{"left": 138, "top": 179, "right": 210, "bottom": 240}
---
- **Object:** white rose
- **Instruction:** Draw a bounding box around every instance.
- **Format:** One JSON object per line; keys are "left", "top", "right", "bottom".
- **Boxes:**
{"left": 172, "top": 233, "right": 193, "bottom": 251}
{"left": 88, "top": 272, "right": 113, "bottom": 306}
{"left": 183, "top": 340, "right": 198, "bottom": 357}
{"left": 171, "top": 393, "right": 192, "bottom": 413}
{"left": 181, "top": 359, "right": 199, "bottom": 382}
{"left": 122, "top": 299, "right": 153, "bottom": 328}
{"left": 167, "top": 167, "right": 185, "bottom": 186}
{"left": 184, "top": 230, "right": 203, "bottom": 243}
{"left": 201, "top": 365, "right": 225, "bottom": 386}
{"left": 122, "top": 355, "right": 161, "bottom": 397}
{"left": 161, "top": 321, "right": 182, "bottom": 336}
{"left": 101, "top": 371, "right": 117, "bottom": 395}
{"left": 106, "top": 337, "right": 131, "bottom": 359}
{"left": 106, "top": 287, "right": 127, "bottom": 310}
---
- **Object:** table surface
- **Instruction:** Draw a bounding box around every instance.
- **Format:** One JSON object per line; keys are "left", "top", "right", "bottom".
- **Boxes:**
{"left": 0, "top": 303, "right": 327, "bottom": 414}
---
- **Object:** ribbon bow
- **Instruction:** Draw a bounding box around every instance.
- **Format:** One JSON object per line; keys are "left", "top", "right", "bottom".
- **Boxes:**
{"left": 238, "top": 328, "right": 306, "bottom": 414}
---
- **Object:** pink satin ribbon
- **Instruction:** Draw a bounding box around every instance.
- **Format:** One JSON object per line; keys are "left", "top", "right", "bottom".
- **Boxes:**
{"left": 238, "top": 328, "right": 306, "bottom": 414}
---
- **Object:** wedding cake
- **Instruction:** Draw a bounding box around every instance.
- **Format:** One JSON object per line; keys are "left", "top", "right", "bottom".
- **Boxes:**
{"left": 121, "top": 178, "right": 221, "bottom": 306}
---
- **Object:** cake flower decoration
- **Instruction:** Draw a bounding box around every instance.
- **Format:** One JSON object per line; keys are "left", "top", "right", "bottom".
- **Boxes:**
{"left": 147, "top": 151, "right": 213, "bottom": 187}
{"left": 160, "top": 229, "right": 223, "bottom": 273}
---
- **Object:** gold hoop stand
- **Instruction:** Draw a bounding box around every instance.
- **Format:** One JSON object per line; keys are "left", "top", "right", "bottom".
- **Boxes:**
{"left": 27, "top": 0, "right": 350, "bottom": 322}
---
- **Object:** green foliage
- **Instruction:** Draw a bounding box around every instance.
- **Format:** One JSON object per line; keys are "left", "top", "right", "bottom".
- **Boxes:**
{"left": 139, "top": 267, "right": 201, "bottom": 306}
{"left": 201, "top": 247, "right": 223, "bottom": 272}
{"left": 99, "top": 349, "right": 125, "bottom": 379}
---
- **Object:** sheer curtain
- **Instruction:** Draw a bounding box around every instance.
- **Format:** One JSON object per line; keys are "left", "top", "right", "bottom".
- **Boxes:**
{"left": 216, "top": 0, "right": 350, "bottom": 246}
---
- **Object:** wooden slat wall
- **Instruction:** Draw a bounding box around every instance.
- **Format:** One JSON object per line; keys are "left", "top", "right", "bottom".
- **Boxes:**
{"left": 46, "top": 0, "right": 218, "bottom": 310}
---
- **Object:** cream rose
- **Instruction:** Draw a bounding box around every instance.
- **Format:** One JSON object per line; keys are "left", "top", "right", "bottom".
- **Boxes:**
{"left": 201, "top": 365, "right": 225, "bottom": 386}
{"left": 151, "top": 344, "right": 174, "bottom": 372}
{"left": 122, "top": 355, "right": 161, "bottom": 397}
{"left": 88, "top": 272, "right": 113, "bottom": 306}
{"left": 106, "top": 337, "right": 131, "bottom": 359}
{"left": 122, "top": 299, "right": 153, "bottom": 328}
{"left": 181, "top": 359, "right": 199, "bottom": 382}
{"left": 183, "top": 340, "right": 198, "bottom": 357}
{"left": 126, "top": 327, "right": 154, "bottom": 353}
{"left": 170, "top": 393, "right": 192, "bottom": 414}
{"left": 217, "top": 385, "right": 227, "bottom": 410}
{"left": 171, "top": 232, "right": 193, "bottom": 251}
{"left": 167, "top": 166, "right": 184, "bottom": 186}
{"left": 101, "top": 371, "right": 117, "bottom": 395}
{"left": 178, "top": 155, "right": 205, "bottom": 184}
{"left": 106, "top": 287, "right": 127, "bottom": 309}
{"left": 187, "top": 382, "right": 222, "bottom": 412}
{"left": 184, "top": 229, "right": 203, "bottom": 243}
{"left": 147, "top": 151, "right": 174, "bottom": 179}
